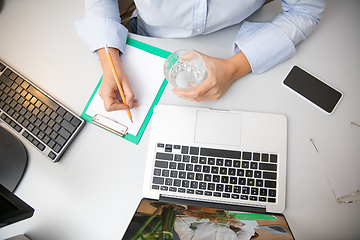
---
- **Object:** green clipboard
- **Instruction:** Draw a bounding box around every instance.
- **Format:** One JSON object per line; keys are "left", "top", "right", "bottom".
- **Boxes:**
{"left": 81, "top": 38, "right": 171, "bottom": 144}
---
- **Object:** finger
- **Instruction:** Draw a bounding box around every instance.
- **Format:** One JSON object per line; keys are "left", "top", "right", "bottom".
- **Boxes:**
{"left": 173, "top": 77, "right": 213, "bottom": 101}
{"left": 180, "top": 50, "right": 197, "bottom": 61}
{"left": 119, "top": 77, "right": 135, "bottom": 107}
{"left": 103, "top": 95, "right": 130, "bottom": 112}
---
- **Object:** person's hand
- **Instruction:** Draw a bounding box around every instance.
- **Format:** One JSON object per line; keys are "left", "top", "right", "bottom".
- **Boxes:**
{"left": 97, "top": 47, "right": 138, "bottom": 112}
{"left": 172, "top": 51, "right": 251, "bottom": 102}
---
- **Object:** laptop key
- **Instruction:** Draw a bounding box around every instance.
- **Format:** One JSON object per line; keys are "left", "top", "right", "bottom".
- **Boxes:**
{"left": 156, "top": 152, "right": 173, "bottom": 161}
{"left": 231, "top": 194, "right": 240, "bottom": 199}
{"left": 155, "top": 160, "right": 168, "bottom": 168}
{"left": 152, "top": 177, "right": 164, "bottom": 185}
{"left": 204, "top": 191, "right": 212, "bottom": 196}
{"left": 195, "top": 190, "right": 203, "bottom": 195}
{"left": 213, "top": 192, "right": 221, "bottom": 197}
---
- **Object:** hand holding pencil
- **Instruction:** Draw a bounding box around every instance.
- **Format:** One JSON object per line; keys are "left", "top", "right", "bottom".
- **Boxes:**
{"left": 97, "top": 45, "right": 138, "bottom": 120}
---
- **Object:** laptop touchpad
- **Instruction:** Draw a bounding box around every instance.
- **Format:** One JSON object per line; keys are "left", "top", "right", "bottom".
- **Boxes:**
{"left": 194, "top": 110, "right": 241, "bottom": 146}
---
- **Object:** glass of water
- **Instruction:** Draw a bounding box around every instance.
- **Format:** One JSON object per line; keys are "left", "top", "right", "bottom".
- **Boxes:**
{"left": 164, "top": 49, "right": 206, "bottom": 90}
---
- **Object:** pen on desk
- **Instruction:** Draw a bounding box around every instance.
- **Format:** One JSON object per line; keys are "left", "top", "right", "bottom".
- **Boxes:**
{"left": 104, "top": 44, "right": 133, "bottom": 123}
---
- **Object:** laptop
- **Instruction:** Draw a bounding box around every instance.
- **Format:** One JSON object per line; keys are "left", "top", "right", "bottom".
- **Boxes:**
{"left": 126, "top": 104, "right": 290, "bottom": 239}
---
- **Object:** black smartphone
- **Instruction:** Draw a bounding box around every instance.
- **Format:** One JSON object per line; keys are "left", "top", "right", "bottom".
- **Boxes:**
{"left": 283, "top": 65, "right": 343, "bottom": 114}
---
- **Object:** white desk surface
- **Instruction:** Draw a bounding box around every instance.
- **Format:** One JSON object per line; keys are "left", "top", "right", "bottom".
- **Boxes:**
{"left": 0, "top": 0, "right": 359, "bottom": 239}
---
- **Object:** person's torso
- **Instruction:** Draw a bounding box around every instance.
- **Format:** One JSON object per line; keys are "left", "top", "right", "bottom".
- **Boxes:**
{"left": 134, "top": 0, "right": 265, "bottom": 38}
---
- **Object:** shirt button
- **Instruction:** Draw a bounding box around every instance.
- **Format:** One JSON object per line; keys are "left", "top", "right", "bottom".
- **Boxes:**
{"left": 196, "top": 28, "right": 202, "bottom": 32}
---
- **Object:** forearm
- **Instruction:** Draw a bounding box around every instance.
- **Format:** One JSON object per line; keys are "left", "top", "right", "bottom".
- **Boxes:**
{"left": 97, "top": 47, "right": 124, "bottom": 77}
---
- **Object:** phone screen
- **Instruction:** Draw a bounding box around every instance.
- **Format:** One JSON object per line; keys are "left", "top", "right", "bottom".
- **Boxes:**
{"left": 283, "top": 65, "right": 343, "bottom": 114}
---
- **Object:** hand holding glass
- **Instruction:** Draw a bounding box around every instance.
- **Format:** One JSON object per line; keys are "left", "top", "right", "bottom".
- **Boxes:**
{"left": 164, "top": 50, "right": 206, "bottom": 90}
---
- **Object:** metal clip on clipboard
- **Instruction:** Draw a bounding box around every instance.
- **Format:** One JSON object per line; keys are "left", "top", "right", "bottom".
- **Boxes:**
{"left": 92, "top": 114, "right": 128, "bottom": 137}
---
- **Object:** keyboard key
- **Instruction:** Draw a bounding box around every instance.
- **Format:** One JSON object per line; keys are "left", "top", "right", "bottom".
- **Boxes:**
{"left": 222, "top": 193, "right": 230, "bottom": 198}
{"left": 220, "top": 167, "right": 227, "bottom": 175}
{"left": 216, "top": 184, "right": 224, "bottom": 192}
{"left": 241, "top": 195, "right": 248, "bottom": 200}
{"left": 234, "top": 186, "right": 241, "bottom": 193}
{"left": 263, "top": 171, "right": 277, "bottom": 180}
{"left": 156, "top": 152, "right": 173, "bottom": 161}
{"left": 190, "top": 146, "right": 199, "bottom": 155}
{"left": 211, "top": 166, "right": 219, "bottom": 174}
{"left": 242, "top": 152, "right": 252, "bottom": 160}
{"left": 152, "top": 177, "right": 164, "bottom": 185}
{"left": 221, "top": 176, "right": 229, "bottom": 183}
{"left": 201, "top": 148, "right": 241, "bottom": 159}
{"left": 153, "top": 168, "right": 161, "bottom": 176}
{"left": 186, "top": 164, "right": 193, "bottom": 171}
{"left": 162, "top": 169, "right": 170, "bottom": 177}
{"left": 60, "top": 119, "right": 75, "bottom": 133}
{"left": 253, "top": 153, "right": 260, "bottom": 161}
{"left": 174, "top": 154, "right": 182, "bottom": 161}
{"left": 179, "top": 171, "right": 186, "bottom": 179}
{"left": 214, "top": 192, "right": 221, "bottom": 197}
{"left": 259, "top": 163, "right": 277, "bottom": 171}
{"left": 237, "top": 169, "right": 244, "bottom": 176}
{"left": 155, "top": 160, "right": 168, "bottom": 168}
{"left": 177, "top": 163, "right": 185, "bottom": 170}
{"left": 170, "top": 170, "right": 178, "bottom": 178}
{"left": 187, "top": 172, "right": 194, "bottom": 180}
{"left": 165, "top": 178, "right": 173, "bottom": 186}
{"left": 270, "top": 154, "right": 278, "bottom": 163}
{"left": 265, "top": 180, "right": 277, "bottom": 188}
{"left": 250, "top": 196, "right": 258, "bottom": 201}
{"left": 212, "top": 175, "right": 220, "bottom": 183}
{"left": 231, "top": 194, "right": 239, "bottom": 199}
{"left": 205, "top": 191, "right": 212, "bottom": 196}
{"left": 181, "top": 146, "right": 189, "bottom": 154}
{"left": 225, "top": 185, "right": 232, "bottom": 192}
{"left": 199, "top": 182, "right": 206, "bottom": 189}
{"left": 191, "top": 156, "right": 198, "bottom": 163}
{"left": 269, "top": 189, "right": 276, "bottom": 197}
{"left": 228, "top": 168, "right": 236, "bottom": 176}
{"left": 174, "top": 179, "right": 181, "bottom": 187}
{"left": 190, "top": 181, "right": 198, "bottom": 189}
{"left": 207, "top": 183, "right": 215, "bottom": 191}
{"left": 242, "top": 187, "right": 249, "bottom": 194}
{"left": 202, "top": 165, "right": 210, "bottom": 173}
{"left": 208, "top": 158, "right": 215, "bottom": 165}
{"left": 195, "top": 190, "right": 203, "bottom": 195}
{"left": 182, "top": 180, "right": 190, "bottom": 188}
{"left": 261, "top": 153, "right": 269, "bottom": 162}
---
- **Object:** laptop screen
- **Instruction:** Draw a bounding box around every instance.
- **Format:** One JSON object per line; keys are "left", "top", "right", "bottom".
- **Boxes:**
{"left": 122, "top": 198, "right": 294, "bottom": 240}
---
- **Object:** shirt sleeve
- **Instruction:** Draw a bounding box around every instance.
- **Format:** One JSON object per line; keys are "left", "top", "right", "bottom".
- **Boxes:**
{"left": 234, "top": 0, "right": 326, "bottom": 73}
{"left": 74, "top": 0, "right": 128, "bottom": 54}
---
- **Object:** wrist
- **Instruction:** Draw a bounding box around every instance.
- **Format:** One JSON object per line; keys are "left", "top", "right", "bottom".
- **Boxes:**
{"left": 225, "top": 51, "right": 251, "bottom": 82}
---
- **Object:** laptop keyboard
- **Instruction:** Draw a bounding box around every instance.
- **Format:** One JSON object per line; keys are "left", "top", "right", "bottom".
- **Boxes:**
{"left": 0, "top": 59, "right": 84, "bottom": 162}
{"left": 151, "top": 143, "right": 278, "bottom": 204}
